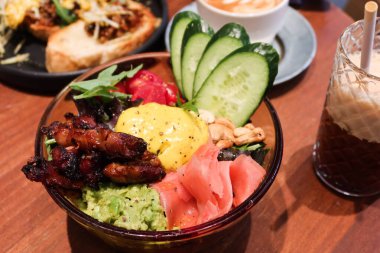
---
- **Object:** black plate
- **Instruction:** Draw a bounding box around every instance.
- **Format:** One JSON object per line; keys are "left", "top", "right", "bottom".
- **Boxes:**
{"left": 0, "top": 0, "right": 168, "bottom": 93}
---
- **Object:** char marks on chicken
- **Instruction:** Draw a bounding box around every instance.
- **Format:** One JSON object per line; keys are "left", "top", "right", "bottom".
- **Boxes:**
{"left": 104, "top": 151, "right": 165, "bottom": 184}
{"left": 22, "top": 156, "right": 84, "bottom": 190}
{"left": 22, "top": 114, "right": 165, "bottom": 189}
{"left": 43, "top": 113, "right": 147, "bottom": 160}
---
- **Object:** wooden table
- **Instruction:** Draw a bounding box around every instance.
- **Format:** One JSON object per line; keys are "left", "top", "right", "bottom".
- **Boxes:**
{"left": 1, "top": 1, "right": 379, "bottom": 253}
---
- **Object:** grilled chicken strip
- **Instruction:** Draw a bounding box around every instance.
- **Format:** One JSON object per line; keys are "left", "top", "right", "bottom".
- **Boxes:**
{"left": 103, "top": 162, "right": 165, "bottom": 184}
{"left": 22, "top": 156, "right": 84, "bottom": 190}
{"left": 22, "top": 114, "right": 165, "bottom": 189}
{"left": 103, "top": 150, "right": 164, "bottom": 184}
{"left": 43, "top": 114, "right": 147, "bottom": 160}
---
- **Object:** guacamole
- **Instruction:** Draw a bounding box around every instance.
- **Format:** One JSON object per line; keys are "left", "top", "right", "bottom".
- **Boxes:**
{"left": 78, "top": 183, "right": 167, "bottom": 231}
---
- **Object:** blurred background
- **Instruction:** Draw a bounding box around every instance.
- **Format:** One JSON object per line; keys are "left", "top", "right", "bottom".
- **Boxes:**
{"left": 292, "top": 0, "right": 380, "bottom": 20}
{"left": 332, "top": 0, "right": 380, "bottom": 20}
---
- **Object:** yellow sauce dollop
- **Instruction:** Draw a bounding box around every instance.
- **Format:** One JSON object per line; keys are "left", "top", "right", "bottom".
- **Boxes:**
{"left": 115, "top": 103, "right": 209, "bottom": 172}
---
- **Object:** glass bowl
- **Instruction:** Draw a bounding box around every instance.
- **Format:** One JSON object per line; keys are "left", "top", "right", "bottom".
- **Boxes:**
{"left": 35, "top": 52, "right": 283, "bottom": 252}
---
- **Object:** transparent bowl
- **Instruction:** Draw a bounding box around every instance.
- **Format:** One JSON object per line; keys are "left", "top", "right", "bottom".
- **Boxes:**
{"left": 35, "top": 52, "right": 283, "bottom": 252}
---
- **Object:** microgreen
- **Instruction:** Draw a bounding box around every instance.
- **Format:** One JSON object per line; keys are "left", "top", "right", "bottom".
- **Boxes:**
{"left": 235, "top": 143, "right": 264, "bottom": 151}
{"left": 52, "top": 0, "right": 77, "bottom": 25}
{"left": 45, "top": 138, "right": 57, "bottom": 161}
{"left": 181, "top": 101, "right": 199, "bottom": 114}
{"left": 176, "top": 94, "right": 199, "bottom": 113}
{"left": 70, "top": 64, "right": 142, "bottom": 100}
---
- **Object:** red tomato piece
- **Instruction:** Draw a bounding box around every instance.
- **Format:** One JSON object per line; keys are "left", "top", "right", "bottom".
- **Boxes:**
{"left": 132, "top": 83, "right": 167, "bottom": 105}
{"left": 115, "top": 70, "right": 182, "bottom": 106}
{"left": 127, "top": 70, "right": 164, "bottom": 94}
{"left": 163, "top": 82, "right": 180, "bottom": 106}
{"left": 115, "top": 80, "right": 128, "bottom": 94}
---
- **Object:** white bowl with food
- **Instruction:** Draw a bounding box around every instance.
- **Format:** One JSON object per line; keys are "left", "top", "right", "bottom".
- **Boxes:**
{"left": 196, "top": 0, "right": 289, "bottom": 43}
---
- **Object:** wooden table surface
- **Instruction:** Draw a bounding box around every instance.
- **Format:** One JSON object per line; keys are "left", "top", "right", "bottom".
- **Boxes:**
{"left": 1, "top": 1, "right": 379, "bottom": 253}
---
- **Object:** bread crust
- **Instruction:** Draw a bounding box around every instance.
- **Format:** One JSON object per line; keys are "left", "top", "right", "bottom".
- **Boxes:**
{"left": 45, "top": 1, "right": 157, "bottom": 73}
{"left": 27, "top": 24, "right": 60, "bottom": 41}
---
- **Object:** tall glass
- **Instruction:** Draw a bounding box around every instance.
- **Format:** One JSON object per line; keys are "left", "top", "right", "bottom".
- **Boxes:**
{"left": 313, "top": 19, "right": 380, "bottom": 197}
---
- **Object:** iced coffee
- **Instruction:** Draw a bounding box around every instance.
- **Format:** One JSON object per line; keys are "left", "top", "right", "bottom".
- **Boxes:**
{"left": 313, "top": 19, "right": 380, "bottom": 197}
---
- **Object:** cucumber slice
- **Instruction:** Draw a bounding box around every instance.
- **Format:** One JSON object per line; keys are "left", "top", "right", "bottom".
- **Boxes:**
{"left": 169, "top": 11, "right": 200, "bottom": 95}
{"left": 181, "top": 20, "right": 214, "bottom": 100}
{"left": 192, "top": 23, "right": 250, "bottom": 97}
{"left": 193, "top": 43, "right": 279, "bottom": 127}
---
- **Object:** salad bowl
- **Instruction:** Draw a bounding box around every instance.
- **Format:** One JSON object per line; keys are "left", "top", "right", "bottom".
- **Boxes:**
{"left": 35, "top": 52, "right": 283, "bottom": 252}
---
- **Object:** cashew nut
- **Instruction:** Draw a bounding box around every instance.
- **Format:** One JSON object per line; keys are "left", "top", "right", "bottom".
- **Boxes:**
{"left": 199, "top": 109, "right": 215, "bottom": 124}
{"left": 244, "top": 123, "right": 255, "bottom": 130}
{"left": 214, "top": 118, "right": 235, "bottom": 130}
{"left": 208, "top": 123, "right": 234, "bottom": 142}
{"left": 206, "top": 115, "right": 265, "bottom": 147}
{"left": 216, "top": 139, "right": 234, "bottom": 149}
{"left": 234, "top": 127, "right": 265, "bottom": 146}
{"left": 233, "top": 127, "right": 252, "bottom": 137}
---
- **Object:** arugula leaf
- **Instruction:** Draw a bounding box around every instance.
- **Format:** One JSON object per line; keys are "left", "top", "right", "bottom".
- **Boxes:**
{"left": 73, "top": 86, "right": 117, "bottom": 100}
{"left": 176, "top": 94, "right": 199, "bottom": 113}
{"left": 69, "top": 64, "right": 142, "bottom": 100}
{"left": 123, "top": 64, "right": 143, "bottom": 78}
{"left": 98, "top": 65, "right": 118, "bottom": 79}
{"left": 235, "top": 143, "right": 264, "bottom": 151}
{"left": 71, "top": 71, "right": 129, "bottom": 91}
{"left": 112, "top": 91, "right": 130, "bottom": 100}
{"left": 176, "top": 92, "right": 184, "bottom": 106}
{"left": 52, "top": 0, "right": 77, "bottom": 24}
{"left": 250, "top": 148, "right": 270, "bottom": 165}
{"left": 246, "top": 143, "right": 264, "bottom": 151}
{"left": 180, "top": 101, "right": 199, "bottom": 114}
{"left": 45, "top": 138, "right": 57, "bottom": 161}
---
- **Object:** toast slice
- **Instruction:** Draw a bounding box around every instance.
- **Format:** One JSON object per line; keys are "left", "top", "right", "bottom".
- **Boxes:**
{"left": 45, "top": 1, "right": 157, "bottom": 73}
{"left": 27, "top": 24, "right": 60, "bottom": 41}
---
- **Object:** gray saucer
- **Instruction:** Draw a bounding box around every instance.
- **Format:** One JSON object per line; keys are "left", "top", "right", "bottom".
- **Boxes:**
{"left": 164, "top": 3, "right": 317, "bottom": 85}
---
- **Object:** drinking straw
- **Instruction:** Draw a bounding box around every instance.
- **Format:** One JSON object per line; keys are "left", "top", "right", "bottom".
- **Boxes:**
{"left": 360, "top": 1, "right": 378, "bottom": 72}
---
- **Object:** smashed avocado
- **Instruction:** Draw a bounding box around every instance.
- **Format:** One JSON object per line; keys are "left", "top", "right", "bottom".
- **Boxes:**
{"left": 78, "top": 183, "right": 167, "bottom": 231}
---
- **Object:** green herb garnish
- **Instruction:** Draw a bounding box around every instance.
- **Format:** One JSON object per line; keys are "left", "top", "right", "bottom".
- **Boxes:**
{"left": 235, "top": 142, "right": 264, "bottom": 151}
{"left": 70, "top": 64, "right": 142, "bottom": 100}
{"left": 176, "top": 94, "right": 199, "bottom": 113}
{"left": 52, "top": 0, "right": 77, "bottom": 25}
{"left": 234, "top": 143, "right": 269, "bottom": 165}
{"left": 181, "top": 101, "right": 199, "bottom": 113}
{"left": 45, "top": 138, "right": 57, "bottom": 161}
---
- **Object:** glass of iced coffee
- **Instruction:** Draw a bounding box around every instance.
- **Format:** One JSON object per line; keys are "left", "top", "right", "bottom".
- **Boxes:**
{"left": 313, "top": 18, "right": 380, "bottom": 197}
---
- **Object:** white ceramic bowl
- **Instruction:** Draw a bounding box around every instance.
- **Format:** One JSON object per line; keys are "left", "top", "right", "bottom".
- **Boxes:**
{"left": 196, "top": 0, "right": 289, "bottom": 43}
